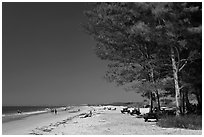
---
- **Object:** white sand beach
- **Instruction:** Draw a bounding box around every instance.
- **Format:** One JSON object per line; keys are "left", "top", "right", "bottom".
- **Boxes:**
{"left": 2, "top": 106, "right": 202, "bottom": 135}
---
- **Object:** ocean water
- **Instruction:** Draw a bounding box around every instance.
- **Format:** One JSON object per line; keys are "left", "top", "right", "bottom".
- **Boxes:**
{"left": 2, "top": 106, "right": 67, "bottom": 123}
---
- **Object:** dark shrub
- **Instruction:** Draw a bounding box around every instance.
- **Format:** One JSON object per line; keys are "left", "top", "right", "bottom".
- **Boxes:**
{"left": 157, "top": 114, "right": 202, "bottom": 130}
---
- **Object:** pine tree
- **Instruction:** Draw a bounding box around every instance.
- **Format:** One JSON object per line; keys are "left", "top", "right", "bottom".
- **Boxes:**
{"left": 84, "top": 2, "right": 202, "bottom": 115}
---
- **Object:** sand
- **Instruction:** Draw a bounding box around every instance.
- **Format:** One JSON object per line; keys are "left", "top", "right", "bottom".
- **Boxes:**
{"left": 2, "top": 106, "right": 202, "bottom": 135}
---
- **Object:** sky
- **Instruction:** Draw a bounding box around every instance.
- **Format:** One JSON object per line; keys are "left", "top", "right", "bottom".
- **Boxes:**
{"left": 2, "top": 2, "right": 144, "bottom": 106}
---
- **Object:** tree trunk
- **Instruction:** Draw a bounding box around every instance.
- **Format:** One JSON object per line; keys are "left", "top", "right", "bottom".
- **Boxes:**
{"left": 195, "top": 91, "right": 202, "bottom": 114}
{"left": 156, "top": 90, "right": 161, "bottom": 112}
{"left": 185, "top": 90, "right": 190, "bottom": 113}
{"left": 182, "top": 90, "right": 185, "bottom": 115}
{"left": 149, "top": 68, "right": 155, "bottom": 113}
{"left": 198, "top": 90, "right": 202, "bottom": 113}
{"left": 149, "top": 92, "right": 153, "bottom": 113}
{"left": 171, "top": 47, "right": 181, "bottom": 116}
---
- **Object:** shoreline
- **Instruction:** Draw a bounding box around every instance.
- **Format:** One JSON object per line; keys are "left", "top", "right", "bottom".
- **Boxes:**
{"left": 2, "top": 105, "right": 90, "bottom": 135}
{"left": 2, "top": 105, "right": 202, "bottom": 135}
{"left": 3, "top": 111, "right": 49, "bottom": 123}
{"left": 2, "top": 106, "right": 77, "bottom": 123}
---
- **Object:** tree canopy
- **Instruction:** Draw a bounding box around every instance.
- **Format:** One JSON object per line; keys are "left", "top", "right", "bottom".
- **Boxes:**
{"left": 84, "top": 2, "right": 202, "bottom": 115}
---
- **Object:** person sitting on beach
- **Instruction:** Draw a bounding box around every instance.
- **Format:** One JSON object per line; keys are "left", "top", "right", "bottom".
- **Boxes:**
{"left": 81, "top": 111, "right": 92, "bottom": 118}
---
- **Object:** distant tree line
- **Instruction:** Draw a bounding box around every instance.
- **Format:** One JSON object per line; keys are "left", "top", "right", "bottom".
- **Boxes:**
{"left": 84, "top": 2, "right": 202, "bottom": 116}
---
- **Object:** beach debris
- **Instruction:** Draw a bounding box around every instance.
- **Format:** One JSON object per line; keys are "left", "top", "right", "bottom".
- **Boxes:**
{"left": 54, "top": 122, "right": 62, "bottom": 127}
{"left": 29, "top": 130, "right": 43, "bottom": 135}
{"left": 49, "top": 123, "right": 54, "bottom": 126}
{"left": 29, "top": 115, "right": 80, "bottom": 135}
{"left": 42, "top": 127, "right": 53, "bottom": 132}
{"left": 29, "top": 132, "right": 43, "bottom": 135}
{"left": 35, "top": 126, "right": 54, "bottom": 132}
{"left": 65, "top": 117, "right": 72, "bottom": 121}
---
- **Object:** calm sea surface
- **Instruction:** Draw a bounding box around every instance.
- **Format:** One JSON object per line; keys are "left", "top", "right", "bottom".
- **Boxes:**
{"left": 2, "top": 106, "right": 68, "bottom": 123}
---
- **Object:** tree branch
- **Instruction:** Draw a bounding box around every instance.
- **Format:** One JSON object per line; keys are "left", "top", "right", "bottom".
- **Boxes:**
{"left": 179, "top": 85, "right": 184, "bottom": 90}
{"left": 180, "top": 59, "right": 187, "bottom": 62}
{"left": 179, "top": 60, "right": 188, "bottom": 72}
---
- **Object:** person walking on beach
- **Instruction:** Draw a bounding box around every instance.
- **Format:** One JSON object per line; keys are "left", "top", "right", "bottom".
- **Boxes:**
{"left": 89, "top": 111, "right": 92, "bottom": 116}
{"left": 54, "top": 109, "right": 57, "bottom": 114}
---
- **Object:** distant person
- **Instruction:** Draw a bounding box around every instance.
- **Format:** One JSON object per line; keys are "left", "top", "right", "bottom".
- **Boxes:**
{"left": 17, "top": 110, "right": 22, "bottom": 114}
{"left": 54, "top": 109, "right": 57, "bottom": 114}
{"left": 89, "top": 111, "right": 92, "bottom": 116}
